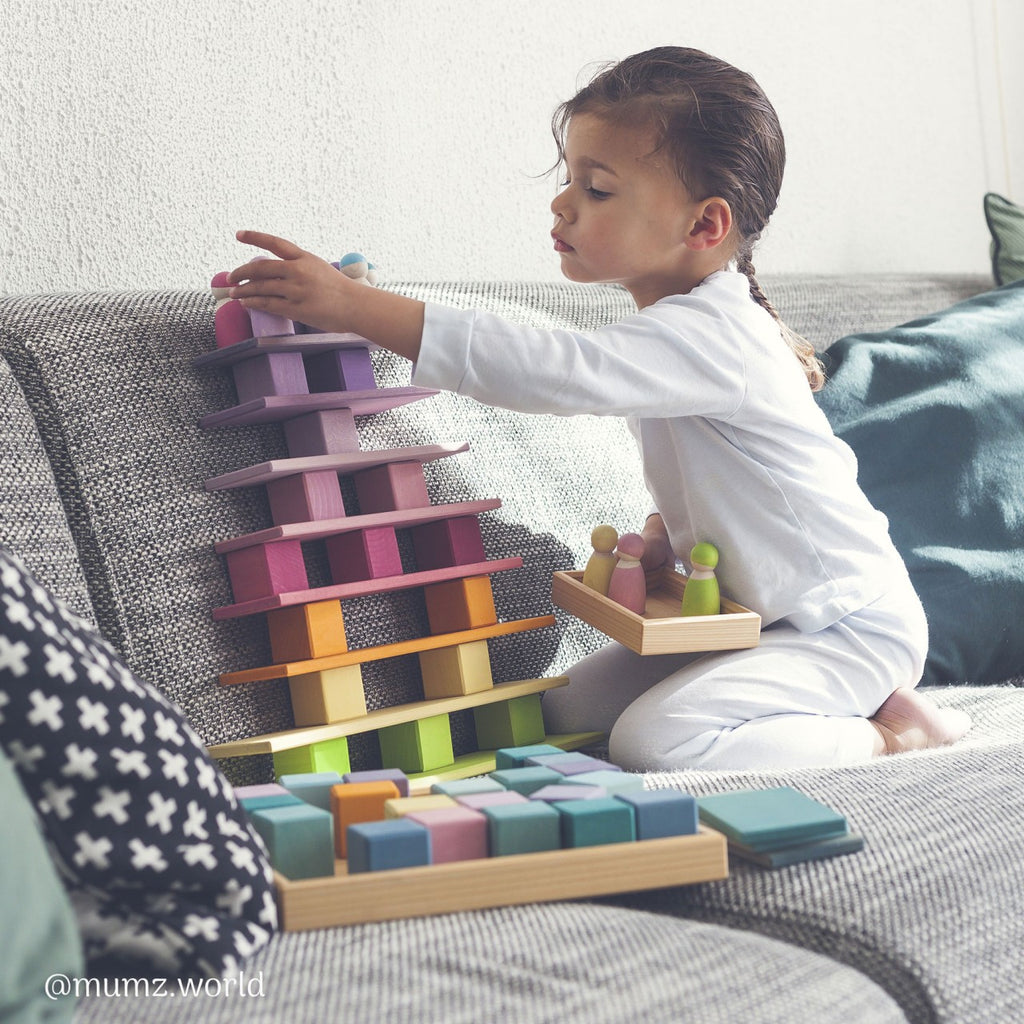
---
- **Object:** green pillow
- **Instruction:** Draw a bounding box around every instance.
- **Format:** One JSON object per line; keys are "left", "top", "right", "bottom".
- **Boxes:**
{"left": 816, "top": 279, "right": 1024, "bottom": 684}
{"left": 0, "top": 748, "right": 82, "bottom": 1024}
{"left": 984, "top": 192, "right": 1024, "bottom": 286}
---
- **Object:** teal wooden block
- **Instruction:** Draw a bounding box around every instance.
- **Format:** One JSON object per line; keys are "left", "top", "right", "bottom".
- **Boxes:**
{"left": 431, "top": 776, "right": 505, "bottom": 798}
{"left": 615, "top": 789, "right": 699, "bottom": 839}
{"left": 482, "top": 801, "right": 560, "bottom": 856}
{"left": 489, "top": 765, "right": 563, "bottom": 796}
{"left": 344, "top": 768, "right": 411, "bottom": 797}
{"left": 555, "top": 797, "right": 636, "bottom": 848}
{"left": 239, "top": 792, "right": 304, "bottom": 813}
{"left": 279, "top": 771, "right": 343, "bottom": 811}
{"left": 564, "top": 770, "right": 645, "bottom": 795}
{"left": 530, "top": 784, "right": 606, "bottom": 803}
{"left": 249, "top": 803, "right": 335, "bottom": 879}
{"left": 494, "top": 743, "right": 564, "bottom": 769}
{"left": 378, "top": 714, "right": 454, "bottom": 773}
{"left": 346, "top": 818, "right": 432, "bottom": 873}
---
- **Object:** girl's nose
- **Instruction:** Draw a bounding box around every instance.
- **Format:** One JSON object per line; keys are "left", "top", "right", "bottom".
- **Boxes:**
{"left": 551, "top": 186, "right": 574, "bottom": 222}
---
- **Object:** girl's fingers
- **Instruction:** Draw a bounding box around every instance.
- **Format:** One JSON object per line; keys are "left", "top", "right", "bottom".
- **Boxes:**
{"left": 235, "top": 230, "right": 306, "bottom": 261}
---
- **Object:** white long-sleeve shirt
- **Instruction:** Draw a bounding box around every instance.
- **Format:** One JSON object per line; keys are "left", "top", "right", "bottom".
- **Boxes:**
{"left": 411, "top": 270, "right": 907, "bottom": 632}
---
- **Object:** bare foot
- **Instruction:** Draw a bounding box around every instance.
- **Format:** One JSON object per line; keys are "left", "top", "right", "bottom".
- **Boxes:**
{"left": 870, "top": 688, "right": 972, "bottom": 755}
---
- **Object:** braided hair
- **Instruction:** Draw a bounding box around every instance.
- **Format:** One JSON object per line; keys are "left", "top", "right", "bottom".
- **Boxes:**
{"left": 552, "top": 46, "right": 825, "bottom": 391}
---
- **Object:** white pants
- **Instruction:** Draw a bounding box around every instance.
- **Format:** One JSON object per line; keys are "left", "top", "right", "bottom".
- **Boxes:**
{"left": 543, "top": 577, "right": 929, "bottom": 771}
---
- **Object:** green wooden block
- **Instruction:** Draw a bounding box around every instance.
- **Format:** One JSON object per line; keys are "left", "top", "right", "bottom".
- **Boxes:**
{"left": 555, "top": 797, "right": 636, "bottom": 848}
{"left": 473, "top": 694, "right": 545, "bottom": 750}
{"left": 378, "top": 714, "right": 454, "bottom": 773}
{"left": 273, "top": 736, "right": 351, "bottom": 779}
{"left": 483, "top": 801, "right": 560, "bottom": 856}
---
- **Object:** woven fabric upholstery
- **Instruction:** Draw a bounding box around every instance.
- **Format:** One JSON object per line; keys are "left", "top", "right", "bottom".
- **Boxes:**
{"left": 609, "top": 685, "right": 1024, "bottom": 1024}
{"left": 70, "top": 901, "right": 907, "bottom": 1024}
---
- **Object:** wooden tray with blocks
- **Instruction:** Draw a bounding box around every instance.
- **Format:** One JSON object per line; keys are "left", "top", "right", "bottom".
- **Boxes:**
{"left": 273, "top": 827, "right": 728, "bottom": 930}
{"left": 552, "top": 568, "right": 761, "bottom": 656}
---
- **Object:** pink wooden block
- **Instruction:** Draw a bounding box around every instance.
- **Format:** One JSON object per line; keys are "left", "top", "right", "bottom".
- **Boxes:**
{"left": 232, "top": 352, "right": 309, "bottom": 404}
{"left": 248, "top": 308, "right": 295, "bottom": 339}
{"left": 325, "top": 527, "right": 402, "bottom": 583}
{"left": 305, "top": 347, "right": 376, "bottom": 393}
{"left": 354, "top": 461, "right": 430, "bottom": 514}
{"left": 284, "top": 410, "right": 360, "bottom": 457}
{"left": 406, "top": 806, "right": 488, "bottom": 863}
{"left": 412, "top": 516, "right": 486, "bottom": 571}
{"left": 224, "top": 540, "right": 308, "bottom": 603}
{"left": 266, "top": 471, "right": 346, "bottom": 525}
{"left": 215, "top": 300, "right": 252, "bottom": 348}
{"left": 454, "top": 790, "right": 528, "bottom": 810}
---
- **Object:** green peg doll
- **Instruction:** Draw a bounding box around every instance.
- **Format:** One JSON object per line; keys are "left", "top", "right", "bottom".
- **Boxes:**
{"left": 681, "top": 542, "right": 720, "bottom": 617}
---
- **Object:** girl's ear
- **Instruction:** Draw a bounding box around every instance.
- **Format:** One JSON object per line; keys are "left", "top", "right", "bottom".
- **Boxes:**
{"left": 685, "top": 198, "right": 733, "bottom": 251}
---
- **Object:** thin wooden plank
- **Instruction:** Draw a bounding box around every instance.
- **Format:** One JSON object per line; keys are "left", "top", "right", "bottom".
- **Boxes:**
{"left": 220, "top": 615, "right": 557, "bottom": 686}
{"left": 212, "top": 556, "right": 523, "bottom": 619}
{"left": 194, "top": 333, "right": 377, "bottom": 369}
{"left": 200, "top": 387, "right": 437, "bottom": 429}
{"left": 274, "top": 827, "right": 728, "bottom": 930}
{"left": 205, "top": 443, "right": 470, "bottom": 492}
{"left": 206, "top": 676, "right": 568, "bottom": 758}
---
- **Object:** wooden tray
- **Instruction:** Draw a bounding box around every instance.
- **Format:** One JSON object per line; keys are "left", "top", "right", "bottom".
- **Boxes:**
{"left": 552, "top": 568, "right": 760, "bottom": 656}
{"left": 274, "top": 827, "right": 728, "bottom": 930}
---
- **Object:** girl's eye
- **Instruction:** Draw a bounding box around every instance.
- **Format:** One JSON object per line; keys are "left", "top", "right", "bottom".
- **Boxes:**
{"left": 586, "top": 187, "right": 612, "bottom": 200}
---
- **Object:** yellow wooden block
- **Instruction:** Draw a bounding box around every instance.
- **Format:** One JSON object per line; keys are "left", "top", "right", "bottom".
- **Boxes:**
{"left": 289, "top": 665, "right": 366, "bottom": 726}
{"left": 419, "top": 640, "right": 493, "bottom": 699}
{"left": 424, "top": 576, "right": 497, "bottom": 634}
{"left": 268, "top": 600, "right": 348, "bottom": 663}
{"left": 384, "top": 794, "right": 458, "bottom": 819}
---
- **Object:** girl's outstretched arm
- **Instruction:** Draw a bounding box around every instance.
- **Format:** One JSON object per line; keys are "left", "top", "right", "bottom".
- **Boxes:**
{"left": 227, "top": 231, "right": 425, "bottom": 362}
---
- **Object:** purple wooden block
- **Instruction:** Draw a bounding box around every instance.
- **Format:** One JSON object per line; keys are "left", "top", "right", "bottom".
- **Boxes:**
{"left": 224, "top": 540, "right": 308, "bottom": 602}
{"left": 234, "top": 783, "right": 289, "bottom": 801}
{"left": 354, "top": 462, "right": 430, "bottom": 514}
{"left": 530, "top": 784, "right": 607, "bottom": 802}
{"left": 215, "top": 300, "right": 253, "bottom": 348}
{"left": 232, "top": 352, "right": 309, "bottom": 404}
{"left": 305, "top": 347, "right": 376, "bottom": 393}
{"left": 454, "top": 790, "right": 528, "bottom": 810}
{"left": 325, "top": 527, "right": 402, "bottom": 583}
{"left": 411, "top": 516, "right": 486, "bottom": 571}
{"left": 527, "top": 753, "right": 623, "bottom": 777}
{"left": 248, "top": 308, "right": 295, "bottom": 339}
{"left": 342, "top": 768, "right": 410, "bottom": 798}
{"left": 284, "top": 409, "right": 360, "bottom": 457}
{"left": 266, "top": 471, "right": 346, "bottom": 525}
{"left": 406, "top": 806, "right": 488, "bottom": 863}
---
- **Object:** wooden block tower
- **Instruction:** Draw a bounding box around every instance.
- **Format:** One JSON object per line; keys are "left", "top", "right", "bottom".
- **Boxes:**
{"left": 200, "top": 259, "right": 595, "bottom": 786}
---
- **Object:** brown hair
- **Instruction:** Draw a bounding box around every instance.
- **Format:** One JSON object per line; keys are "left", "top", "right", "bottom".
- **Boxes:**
{"left": 552, "top": 46, "right": 824, "bottom": 391}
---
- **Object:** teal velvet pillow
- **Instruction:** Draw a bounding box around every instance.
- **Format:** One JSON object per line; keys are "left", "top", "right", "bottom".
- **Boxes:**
{"left": 0, "top": 747, "right": 83, "bottom": 1024}
{"left": 816, "top": 279, "right": 1024, "bottom": 684}
{"left": 984, "top": 193, "right": 1024, "bottom": 286}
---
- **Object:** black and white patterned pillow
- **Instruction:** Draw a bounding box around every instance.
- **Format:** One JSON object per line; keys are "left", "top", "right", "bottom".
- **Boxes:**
{"left": 0, "top": 547, "right": 277, "bottom": 977}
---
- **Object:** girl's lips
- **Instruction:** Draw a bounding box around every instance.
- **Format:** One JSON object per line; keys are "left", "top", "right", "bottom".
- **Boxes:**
{"left": 553, "top": 235, "right": 574, "bottom": 253}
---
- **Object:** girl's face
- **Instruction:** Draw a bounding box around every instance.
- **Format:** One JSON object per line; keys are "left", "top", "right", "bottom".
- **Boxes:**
{"left": 551, "top": 113, "right": 707, "bottom": 308}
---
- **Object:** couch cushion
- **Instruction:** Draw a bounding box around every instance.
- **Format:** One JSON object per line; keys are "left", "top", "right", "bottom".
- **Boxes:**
{"left": 611, "top": 685, "right": 1024, "bottom": 1024}
{"left": 816, "top": 281, "right": 1024, "bottom": 683}
{"left": 984, "top": 192, "right": 1024, "bottom": 285}
{"left": 69, "top": 901, "right": 906, "bottom": 1024}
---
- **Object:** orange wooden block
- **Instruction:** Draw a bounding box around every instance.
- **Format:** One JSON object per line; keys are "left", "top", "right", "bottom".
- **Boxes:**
{"left": 268, "top": 600, "right": 348, "bottom": 663}
{"left": 331, "top": 780, "right": 401, "bottom": 857}
{"left": 424, "top": 576, "right": 497, "bottom": 634}
{"left": 288, "top": 665, "right": 366, "bottom": 727}
{"left": 419, "top": 640, "right": 494, "bottom": 699}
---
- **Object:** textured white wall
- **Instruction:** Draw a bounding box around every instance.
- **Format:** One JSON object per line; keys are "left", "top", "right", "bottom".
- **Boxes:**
{"left": 0, "top": 0, "right": 1019, "bottom": 293}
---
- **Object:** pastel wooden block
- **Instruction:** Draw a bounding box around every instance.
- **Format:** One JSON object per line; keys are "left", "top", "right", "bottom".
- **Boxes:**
{"left": 235, "top": 783, "right": 303, "bottom": 812}
{"left": 331, "top": 780, "right": 402, "bottom": 857}
{"left": 266, "top": 471, "right": 346, "bottom": 525}
{"left": 454, "top": 790, "right": 528, "bottom": 811}
{"left": 325, "top": 527, "right": 402, "bottom": 583}
{"left": 354, "top": 461, "right": 429, "bottom": 514}
{"left": 278, "top": 771, "right": 344, "bottom": 812}
{"left": 424, "top": 576, "right": 497, "bottom": 634}
{"left": 383, "top": 794, "right": 457, "bottom": 819}
{"left": 232, "top": 351, "right": 308, "bottom": 404}
{"left": 235, "top": 782, "right": 289, "bottom": 802}
{"left": 530, "top": 784, "right": 607, "bottom": 803}
{"left": 555, "top": 797, "right": 636, "bottom": 849}
{"left": 343, "top": 768, "right": 410, "bottom": 798}
{"left": 406, "top": 806, "right": 488, "bottom": 864}
{"left": 346, "top": 818, "right": 431, "bottom": 874}
{"left": 419, "top": 640, "right": 494, "bottom": 700}
{"left": 616, "top": 789, "right": 699, "bottom": 840}
{"left": 494, "top": 743, "right": 565, "bottom": 770}
{"left": 489, "top": 766, "right": 563, "bottom": 797}
{"left": 564, "top": 770, "right": 645, "bottom": 796}
{"left": 526, "top": 752, "right": 622, "bottom": 777}
{"left": 483, "top": 801, "right": 560, "bottom": 857}
{"left": 215, "top": 299, "right": 252, "bottom": 348}
{"left": 249, "top": 803, "right": 335, "bottom": 879}
{"left": 273, "top": 735, "right": 350, "bottom": 778}
{"left": 248, "top": 307, "right": 295, "bottom": 339}
{"left": 305, "top": 346, "right": 375, "bottom": 393}
{"left": 284, "top": 409, "right": 360, "bottom": 457}
{"left": 288, "top": 665, "right": 367, "bottom": 726}
{"left": 268, "top": 599, "right": 348, "bottom": 663}
{"left": 238, "top": 793, "right": 304, "bottom": 812}
{"left": 472, "top": 694, "right": 545, "bottom": 751}
{"left": 377, "top": 714, "right": 454, "bottom": 774}
{"left": 430, "top": 776, "right": 505, "bottom": 798}
{"left": 411, "top": 516, "right": 486, "bottom": 571}
{"left": 224, "top": 540, "right": 308, "bottom": 603}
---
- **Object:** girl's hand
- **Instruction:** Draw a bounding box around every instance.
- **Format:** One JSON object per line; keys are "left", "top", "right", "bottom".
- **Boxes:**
{"left": 640, "top": 513, "right": 675, "bottom": 586}
{"left": 228, "top": 231, "right": 360, "bottom": 334}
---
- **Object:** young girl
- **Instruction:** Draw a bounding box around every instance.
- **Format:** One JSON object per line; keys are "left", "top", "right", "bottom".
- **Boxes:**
{"left": 227, "top": 46, "right": 971, "bottom": 771}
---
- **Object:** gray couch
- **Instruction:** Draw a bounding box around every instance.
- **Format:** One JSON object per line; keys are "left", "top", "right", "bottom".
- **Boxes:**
{"left": 2, "top": 274, "right": 1021, "bottom": 1024}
